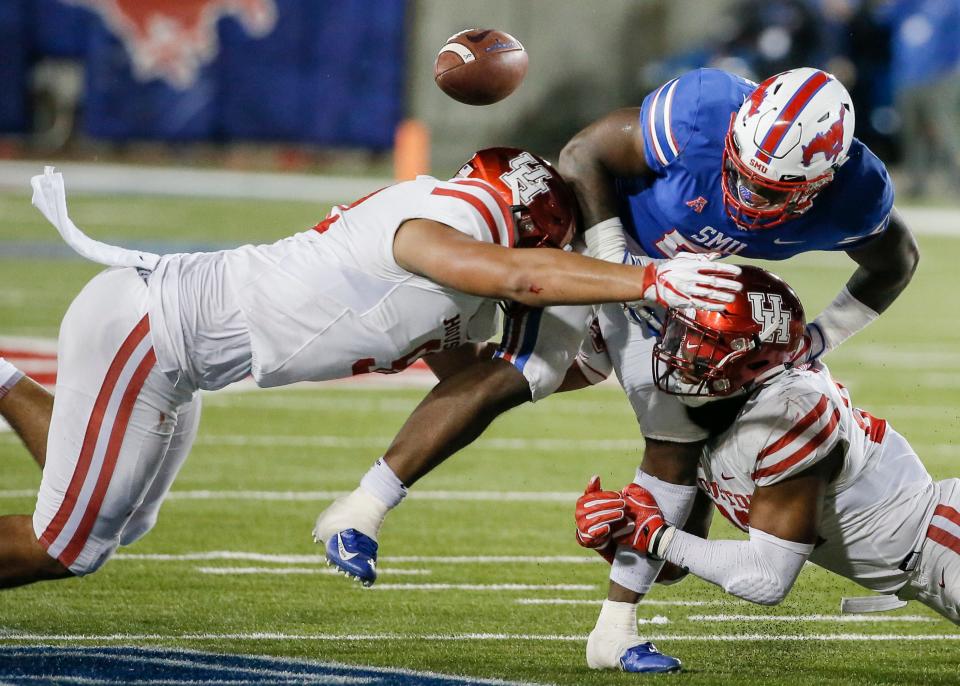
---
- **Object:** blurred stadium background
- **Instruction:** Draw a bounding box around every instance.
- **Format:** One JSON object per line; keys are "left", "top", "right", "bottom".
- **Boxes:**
{"left": 1, "top": 1, "right": 959, "bottom": 685}
{"left": 1, "top": 0, "right": 959, "bottom": 194}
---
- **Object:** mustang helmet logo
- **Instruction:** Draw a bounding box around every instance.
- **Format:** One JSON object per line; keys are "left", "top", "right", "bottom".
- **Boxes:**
{"left": 746, "top": 76, "right": 776, "bottom": 118}
{"left": 801, "top": 106, "right": 847, "bottom": 167}
{"left": 65, "top": 0, "right": 278, "bottom": 89}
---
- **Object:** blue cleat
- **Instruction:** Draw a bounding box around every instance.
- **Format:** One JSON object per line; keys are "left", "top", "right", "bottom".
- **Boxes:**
{"left": 325, "top": 529, "right": 378, "bottom": 587}
{"left": 620, "top": 642, "right": 682, "bottom": 673}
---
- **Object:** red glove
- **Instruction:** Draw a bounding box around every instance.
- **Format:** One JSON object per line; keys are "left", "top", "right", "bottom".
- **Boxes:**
{"left": 618, "top": 484, "right": 674, "bottom": 560}
{"left": 575, "top": 476, "right": 633, "bottom": 564}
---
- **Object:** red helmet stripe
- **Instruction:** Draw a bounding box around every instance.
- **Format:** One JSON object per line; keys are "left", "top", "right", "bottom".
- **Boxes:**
{"left": 431, "top": 186, "right": 503, "bottom": 247}
{"left": 755, "top": 71, "right": 831, "bottom": 164}
{"left": 450, "top": 178, "right": 515, "bottom": 247}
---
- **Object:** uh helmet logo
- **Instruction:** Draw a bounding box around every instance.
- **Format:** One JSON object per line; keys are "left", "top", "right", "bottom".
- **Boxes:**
{"left": 499, "top": 151, "right": 552, "bottom": 205}
{"left": 64, "top": 0, "right": 278, "bottom": 90}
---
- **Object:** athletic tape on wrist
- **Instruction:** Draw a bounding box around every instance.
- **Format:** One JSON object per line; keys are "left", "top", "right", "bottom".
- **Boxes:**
{"left": 810, "top": 287, "right": 878, "bottom": 358}
{"left": 583, "top": 218, "right": 627, "bottom": 263}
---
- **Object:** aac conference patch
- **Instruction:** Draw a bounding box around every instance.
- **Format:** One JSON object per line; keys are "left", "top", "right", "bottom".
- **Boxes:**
{"left": 0, "top": 646, "right": 531, "bottom": 685}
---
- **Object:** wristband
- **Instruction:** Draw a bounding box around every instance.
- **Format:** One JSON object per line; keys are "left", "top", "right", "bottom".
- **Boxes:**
{"left": 810, "top": 287, "right": 879, "bottom": 359}
{"left": 584, "top": 218, "right": 627, "bottom": 263}
{"left": 0, "top": 359, "right": 24, "bottom": 400}
{"left": 649, "top": 524, "right": 676, "bottom": 561}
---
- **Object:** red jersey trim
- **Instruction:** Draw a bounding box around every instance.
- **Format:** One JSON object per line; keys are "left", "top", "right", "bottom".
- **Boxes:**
{"left": 753, "top": 407, "right": 840, "bottom": 481}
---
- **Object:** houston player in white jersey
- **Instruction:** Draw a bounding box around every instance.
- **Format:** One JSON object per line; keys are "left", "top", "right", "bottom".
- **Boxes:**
{"left": 575, "top": 266, "right": 959, "bottom": 650}
{"left": 0, "top": 148, "right": 743, "bottom": 589}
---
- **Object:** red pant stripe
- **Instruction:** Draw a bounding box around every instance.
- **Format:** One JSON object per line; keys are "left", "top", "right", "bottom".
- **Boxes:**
{"left": 57, "top": 348, "right": 157, "bottom": 567}
{"left": 39, "top": 315, "right": 151, "bottom": 550}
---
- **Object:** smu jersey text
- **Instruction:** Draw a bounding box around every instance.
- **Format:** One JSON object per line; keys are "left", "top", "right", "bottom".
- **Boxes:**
{"left": 618, "top": 69, "right": 895, "bottom": 260}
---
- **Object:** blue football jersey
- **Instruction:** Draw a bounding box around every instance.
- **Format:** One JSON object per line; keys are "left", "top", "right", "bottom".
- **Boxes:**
{"left": 618, "top": 68, "right": 894, "bottom": 260}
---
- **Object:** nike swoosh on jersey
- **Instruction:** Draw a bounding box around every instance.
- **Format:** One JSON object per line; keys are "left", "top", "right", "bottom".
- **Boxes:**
{"left": 337, "top": 535, "right": 359, "bottom": 561}
{"left": 773, "top": 238, "right": 805, "bottom": 245}
{"left": 940, "top": 569, "right": 946, "bottom": 589}
{"left": 720, "top": 473, "right": 735, "bottom": 480}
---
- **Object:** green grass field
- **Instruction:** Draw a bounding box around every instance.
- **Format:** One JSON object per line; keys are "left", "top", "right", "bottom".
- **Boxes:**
{"left": 1, "top": 191, "right": 959, "bottom": 685}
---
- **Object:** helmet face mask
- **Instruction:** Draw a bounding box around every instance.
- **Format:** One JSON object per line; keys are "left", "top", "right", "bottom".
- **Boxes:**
{"left": 653, "top": 309, "right": 754, "bottom": 403}
{"left": 653, "top": 266, "right": 806, "bottom": 404}
{"left": 723, "top": 68, "right": 854, "bottom": 231}
{"left": 455, "top": 147, "right": 578, "bottom": 249}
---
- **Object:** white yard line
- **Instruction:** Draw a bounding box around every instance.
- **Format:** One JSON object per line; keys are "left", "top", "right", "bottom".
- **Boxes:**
{"left": 687, "top": 614, "right": 936, "bottom": 623}
{"left": 113, "top": 552, "right": 600, "bottom": 565}
{"left": 515, "top": 599, "right": 729, "bottom": 607}
{"left": 1, "top": 632, "right": 958, "bottom": 642}
{"left": 367, "top": 584, "right": 596, "bottom": 591}
{"left": 0, "top": 489, "right": 582, "bottom": 502}
{"left": 195, "top": 566, "right": 430, "bottom": 576}
{"left": 193, "top": 434, "right": 642, "bottom": 452}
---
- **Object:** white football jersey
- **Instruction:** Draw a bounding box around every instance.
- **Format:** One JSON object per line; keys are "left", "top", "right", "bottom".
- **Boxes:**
{"left": 698, "top": 362, "right": 937, "bottom": 593}
{"left": 147, "top": 176, "right": 511, "bottom": 389}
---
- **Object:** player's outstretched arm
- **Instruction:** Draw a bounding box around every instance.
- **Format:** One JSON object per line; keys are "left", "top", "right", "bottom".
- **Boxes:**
{"left": 394, "top": 219, "right": 740, "bottom": 309}
{"left": 802, "top": 209, "right": 919, "bottom": 361}
{"left": 619, "top": 447, "right": 841, "bottom": 605}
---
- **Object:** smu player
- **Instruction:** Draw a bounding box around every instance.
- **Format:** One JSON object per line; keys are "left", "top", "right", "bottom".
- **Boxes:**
{"left": 0, "top": 149, "right": 740, "bottom": 589}
{"left": 558, "top": 66, "right": 919, "bottom": 673}
{"left": 578, "top": 266, "right": 959, "bottom": 628}
{"left": 313, "top": 67, "right": 919, "bottom": 673}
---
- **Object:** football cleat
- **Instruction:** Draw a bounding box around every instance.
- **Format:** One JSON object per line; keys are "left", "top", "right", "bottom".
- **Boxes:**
{"left": 326, "top": 529, "right": 378, "bottom": 587}
{"left": 619, "top": 642, "right": 682, "bottom": 673}
{"left": 587, "top": 629, "right": 682, "bottom": 673}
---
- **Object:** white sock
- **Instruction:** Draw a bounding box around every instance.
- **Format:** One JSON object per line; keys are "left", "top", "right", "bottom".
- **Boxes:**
{"left": 0, "top": 358, "right": 24, "bottom": 400}
{"left": 594, "top": 599, "right": 639, "bottom": 636}
{"left": 359, "top": 457, "right": 408, "bottom": 508}
{"left": 609, "top": 470, "right": 698, "bottom": 594}
{"left": 586, "top": 599, "right": 646, "bottom": 668}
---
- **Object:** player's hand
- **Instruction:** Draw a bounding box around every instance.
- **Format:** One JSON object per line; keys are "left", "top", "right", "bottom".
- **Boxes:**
{"left": 640, "top": 253, "right": 742, "bottom": 312}
{"left": 617, "top": 484, "right": 674, "bottom": 560}
{"left": 575, "top": 476, "right": 633, "bottom": 551}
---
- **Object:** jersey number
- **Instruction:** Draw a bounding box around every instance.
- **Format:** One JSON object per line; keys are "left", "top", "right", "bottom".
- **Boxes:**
{"left": 351, "top": 340, "right": 441, "bottom": 376}
{"left": 654, "top": 229, "right": 704, "bottom": 257}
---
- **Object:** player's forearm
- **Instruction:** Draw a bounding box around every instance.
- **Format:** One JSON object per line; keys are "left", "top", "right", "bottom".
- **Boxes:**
{"left": 843, "top": 209, "right": 919, "bottom": 314}
{"left": 808, "top": 211, "right": 917, "bottom": 359}
{"left": 661, "top": 527, "right": 811, "bottom": 606}
{"left": 503, "top": 250, "right": 650, "bottom": 307}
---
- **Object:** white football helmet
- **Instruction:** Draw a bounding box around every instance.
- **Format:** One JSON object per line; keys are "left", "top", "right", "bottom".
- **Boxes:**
{"left": 722, "top": 67, "right": 855, "bottom": 230}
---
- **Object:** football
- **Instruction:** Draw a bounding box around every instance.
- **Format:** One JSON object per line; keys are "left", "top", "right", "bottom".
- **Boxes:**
{"left": 434, "top": 29, "right": 528, "bottom": 105}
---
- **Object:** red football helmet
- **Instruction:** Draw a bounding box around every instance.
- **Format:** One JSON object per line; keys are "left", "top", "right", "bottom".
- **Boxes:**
{"left": 455, "top": 147, "right": 578, "bottom": 248}
{"left": 653, "top": 265, "right": 805, "bottom": 403}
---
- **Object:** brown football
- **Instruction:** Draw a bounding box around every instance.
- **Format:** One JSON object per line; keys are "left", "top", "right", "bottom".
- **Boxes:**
{"left": 434, "top": 29, "right": 528, "bottom": 105}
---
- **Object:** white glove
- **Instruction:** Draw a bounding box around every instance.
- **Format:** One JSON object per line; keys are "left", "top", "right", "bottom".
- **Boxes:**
{"left": 637, "top": 252, "right": 742, "bottom": 312}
